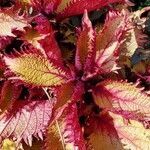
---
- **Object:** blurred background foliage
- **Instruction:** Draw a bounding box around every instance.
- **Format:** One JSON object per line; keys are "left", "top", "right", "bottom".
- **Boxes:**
{"left": 132, "top": 0, "right": 150, "bottom": 10}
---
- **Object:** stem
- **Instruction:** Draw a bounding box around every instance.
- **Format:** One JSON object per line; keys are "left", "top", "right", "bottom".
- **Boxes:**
{"left": 43, "top": 88, "right": 66, "bottom": 150}
{"left": 56, "top": 120, "right": 66, "bottom": 150}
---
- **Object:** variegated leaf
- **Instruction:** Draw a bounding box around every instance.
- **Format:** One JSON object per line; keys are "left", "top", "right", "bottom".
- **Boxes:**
{"left": 52, "top": 81, "right": 84, "bottom": 126}
{"left": 95, "top": 10, "right": 130, "bottom": 74}
{"left": 120, "top": 28, "right": 147, "bottom": 57}
{"left": 120, "top": 7, "right": 150, "bottom": 56}
{"left": 110, "top": 112, "right": 150, "bottom": 150}
{"left": 87, "top": 112, "right": 150, "bottom": 150}
{"left": 93, "top": 80, "right": 150, "bottom": 120}
{"left": 4, "top": 53, "right": 72, "bottom": 87}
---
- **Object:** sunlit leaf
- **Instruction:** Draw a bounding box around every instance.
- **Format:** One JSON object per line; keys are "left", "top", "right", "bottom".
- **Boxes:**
{"left": 93, "top": 80, "right": 150, "bottom": 120}
{"left": 2, "top": 139, "right": 16, "bottom": 150}
{"left": 95, "top": 10, "right": 130, "bottom": 74}
{"left": 110, "top": 112, "right": 150, "bottom": 150}
{"left": 4, "top": 53, "right": 71, "bottom": 87}
{"left": 0, "top": 8, "right": 29, "bottom": 37}
{"left": 87, "top": 111, "right": 150, "bottom": 150}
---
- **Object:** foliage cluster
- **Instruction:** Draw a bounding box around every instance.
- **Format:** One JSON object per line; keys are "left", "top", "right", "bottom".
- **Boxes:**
{"left": 0, "top": 0, "right": 150, "bottom": 149}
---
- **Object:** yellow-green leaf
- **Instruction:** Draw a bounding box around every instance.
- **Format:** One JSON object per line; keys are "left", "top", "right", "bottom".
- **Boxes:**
{"left": 2, "top": 139, "right": 16, "bottom": 150}
{"left": 4, "top": 54, "right": 71, "bottom": 87}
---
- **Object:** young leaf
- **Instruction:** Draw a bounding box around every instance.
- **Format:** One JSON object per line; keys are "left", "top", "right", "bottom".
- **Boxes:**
{"left": 56, "top": 0, "right": 128, "bottom": 20}
{"left": 93, "top": 80, "right": 150, "bottom": 120}
{"left": 95, "top": 10, "right": 130, "bottom": 74}
{"left": 4, "top": 53, "right": 72, "bottom": 87}
{"left": 0, "top": 100, "right": 53, "bottom": 146}
{"left": 0, "top": 8, "right": 29, "bottom": 37}
{"left": 75, "top": 10, "right": 95, "bottom": 75}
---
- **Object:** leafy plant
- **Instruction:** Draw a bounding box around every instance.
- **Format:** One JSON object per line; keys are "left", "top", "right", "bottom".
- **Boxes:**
{"left": 0, "top": 0, "right": 150, "bottom": 149}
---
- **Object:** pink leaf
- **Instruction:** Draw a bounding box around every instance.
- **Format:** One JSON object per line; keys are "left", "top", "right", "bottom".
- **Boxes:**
{"left": 62, "top": 104, "right": 86, "bottom": 149}
{"left": 75, "top": 10, "right": 95, "bottom": 79}
{"left": 93, "top": 80, "right": 150, "bottom": 121}
{"left": 30, "top": 0, "right": 61, "bottom": 15}
{"left": 0, "top": 100, "right": 53, "bottom": 146}
{"left": 95, "top": 10, "right": 131, "bottom": 74}
{"left": 46, "top": 104, "right": 86, "bottom": 150}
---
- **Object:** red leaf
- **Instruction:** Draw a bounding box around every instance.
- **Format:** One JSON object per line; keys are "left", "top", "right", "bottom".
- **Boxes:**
{"left": 47, "top": 104, "right": 86, "bottom": 150}
{"left": 62, "top": 104, "right": 86, "bottom": 149}
{"left": 75, "top": 10, "right": 95, "bottom": 79}
{"left": 56, "top": 0, "right": 127, "bottom": 20}
{"left": 0, "top": 100, "right": 53, "bottom": 146}
{"left": 22, "top": 15, "right": 63, "bottom": 64}
{"left": 51, "top": 81, "right": 84, "bottom": 124}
